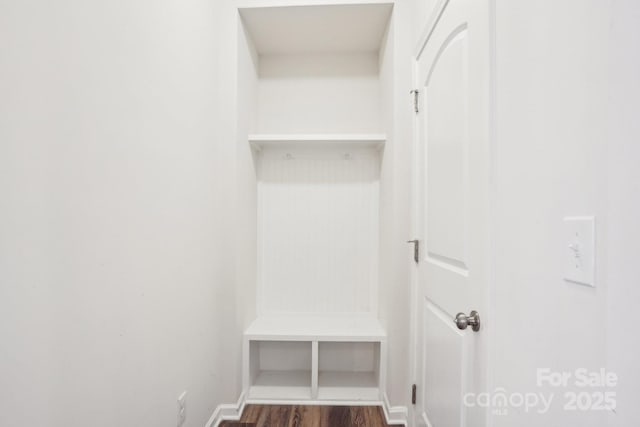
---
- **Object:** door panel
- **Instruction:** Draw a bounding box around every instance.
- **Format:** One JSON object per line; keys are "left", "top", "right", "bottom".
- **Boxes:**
{"left": 426, "top": 28, "right": 469, "bottom": 271}
{"left": 412, "top": 0, "right": 490, "bottom": 426}
{"left": 422, "top": 301, "right": 469, "bottom": 427}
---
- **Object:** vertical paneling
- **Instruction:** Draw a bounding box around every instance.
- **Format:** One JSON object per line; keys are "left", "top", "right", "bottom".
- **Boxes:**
{"left": 257, "top": 53, "right": 382, "bottom": 134}
{"left": 257, "top": 146, "right": 380, "bottom": 315}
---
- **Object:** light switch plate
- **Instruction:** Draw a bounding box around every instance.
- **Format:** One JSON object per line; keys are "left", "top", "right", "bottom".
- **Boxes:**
{"left": 563, "top": 216, "right": 595, "bottom": 287}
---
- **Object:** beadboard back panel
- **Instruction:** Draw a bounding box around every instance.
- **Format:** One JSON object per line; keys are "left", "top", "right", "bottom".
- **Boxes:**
{"left": 257, "top": 145, "right": 380, "bottom": 315}
{"left": 257, "top": 53, "right": 382, "bottom": 134}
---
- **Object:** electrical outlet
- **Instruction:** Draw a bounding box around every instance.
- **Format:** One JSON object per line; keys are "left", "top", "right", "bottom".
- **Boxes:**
{"left": 177, "top": 391, "right": 187, "bottom": 427}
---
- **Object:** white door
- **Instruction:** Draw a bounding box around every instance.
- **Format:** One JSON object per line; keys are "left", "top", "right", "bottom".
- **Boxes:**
{"left": 411, "top": 0, "right": 491, "bottom": 426}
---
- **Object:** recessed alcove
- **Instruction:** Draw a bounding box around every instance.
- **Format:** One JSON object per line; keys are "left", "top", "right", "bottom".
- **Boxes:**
{"left": 238, "top": 1, "right": 395, "bottom": 403}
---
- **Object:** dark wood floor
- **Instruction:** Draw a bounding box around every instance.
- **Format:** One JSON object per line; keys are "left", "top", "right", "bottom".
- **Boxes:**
{"left": 219, "top": 405, "right": 401, "bottom": 427}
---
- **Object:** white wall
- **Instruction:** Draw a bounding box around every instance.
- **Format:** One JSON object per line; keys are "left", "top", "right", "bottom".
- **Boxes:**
{"left": 491, "top": 0, "right": 622, "bottom": 426}
{"left": 378, "top": 0, "right": 414, "bottom": 410}
{"left": 235, "top": 9, "right": 259, "bottom": 349}
{"left": 606, "top": 1, "right": 640, "bottom": 426}
{"left": 484, "top": 1, "right": 640, "bottom": 426}
{"left": 0, "top": 1, "right": 240, "bottom": 426}
{"left": 493, "top": 3, "right": 640, "bottom": 425}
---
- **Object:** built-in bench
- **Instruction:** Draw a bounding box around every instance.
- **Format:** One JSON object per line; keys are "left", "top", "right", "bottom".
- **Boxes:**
{"left": 243, "top": 316, "right": 387, "bottom": 403}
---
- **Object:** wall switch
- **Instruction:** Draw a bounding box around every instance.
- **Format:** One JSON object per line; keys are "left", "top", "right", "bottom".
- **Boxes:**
{"left": 177, "top": 391, "right": 187, "bottom": 427}
{"left": 563, "top": 216, "right": 595, "bottom": 287}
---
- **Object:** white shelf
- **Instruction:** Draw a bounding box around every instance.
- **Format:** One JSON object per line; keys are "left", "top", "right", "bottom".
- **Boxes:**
{"left": 249, "top": 133, "right": 386, "bottom": 150}
{"left": 249, "top": 370, "right": 312, "bottom": 400}
{"left": 245, "top": 316, "right": 386, "bottom": 342}
{"left": 238, "top": 3, "right": 393, "bottom": 56}
{"left": 317, "top": 371, "right": 379, "bottom": 401}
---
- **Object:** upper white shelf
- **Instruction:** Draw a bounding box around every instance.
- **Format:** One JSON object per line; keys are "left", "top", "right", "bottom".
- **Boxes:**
{"left": 249, "top": 133, "right": 386, "bottom": 150}
{"left": 238, "top": 3, "right": 393, "bottom": 56}
{"left": 245, "top": 315, "right": 386, "bottom": 342}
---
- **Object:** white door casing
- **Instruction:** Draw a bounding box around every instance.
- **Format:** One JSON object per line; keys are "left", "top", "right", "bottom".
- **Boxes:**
{"left": 411, "top": 0, "right": 491, "bottom": 426}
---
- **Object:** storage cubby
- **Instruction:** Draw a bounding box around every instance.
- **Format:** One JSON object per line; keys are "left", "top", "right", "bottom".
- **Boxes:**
{"left": 318, "top": 342, "right": 381, "bottom": 400}
{"left": 248, "top": 340, "right": 313, "bottom": 400}
{"left": 244, "top": 317, "right": 386, "bottom": 402}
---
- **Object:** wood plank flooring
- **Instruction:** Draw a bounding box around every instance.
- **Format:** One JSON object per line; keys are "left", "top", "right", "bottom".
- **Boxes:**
{"left": 219, "top": 405, "right": 401, "bottom": 427}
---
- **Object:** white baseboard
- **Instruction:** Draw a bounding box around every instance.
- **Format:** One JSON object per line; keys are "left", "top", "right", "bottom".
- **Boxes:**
{"left": 206, "top": 392, "right": 247, "bottom": 427}
{"left": 382, "top": 393, "right": 409, "bottom": 426}
{"left": 206, "top": 391, "right": 408, "bottom": 427}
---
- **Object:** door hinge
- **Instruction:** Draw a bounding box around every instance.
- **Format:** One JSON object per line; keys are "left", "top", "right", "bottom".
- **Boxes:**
{"left": 412, "top": 384, "right": 417, "bottom": 405}
{"left": 408, "top": 240, "right": 419, "bottom": 263}
{"left": 410, "top": 89, "right": 419, "bottom": 113}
